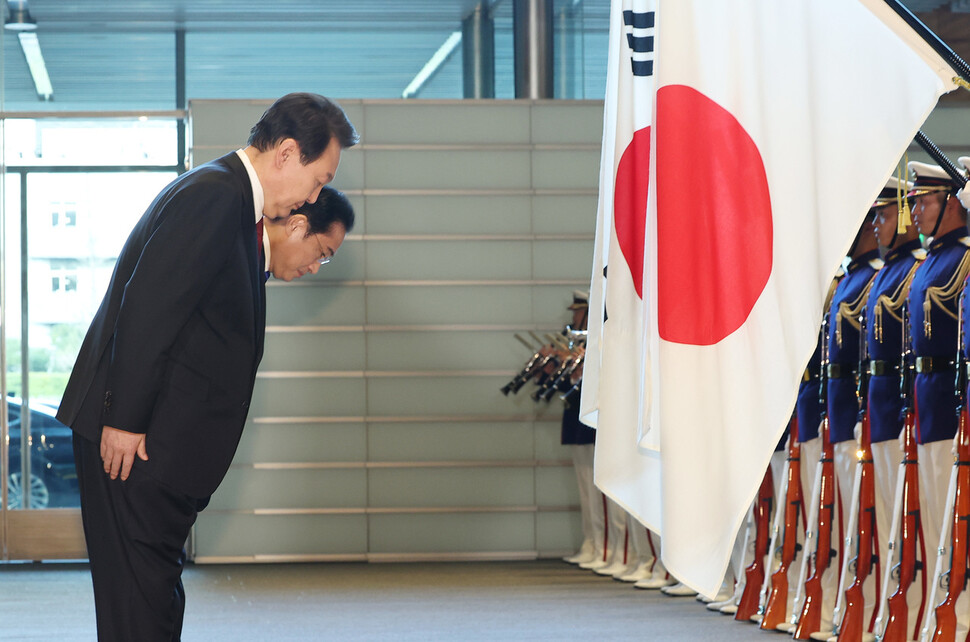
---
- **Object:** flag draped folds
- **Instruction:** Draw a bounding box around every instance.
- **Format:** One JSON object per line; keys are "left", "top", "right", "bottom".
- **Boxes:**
{"left": 582, "top": 0, "right": 958, "bottom": 596}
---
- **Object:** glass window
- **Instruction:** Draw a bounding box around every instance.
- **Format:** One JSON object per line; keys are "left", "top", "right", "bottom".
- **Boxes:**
{"left": 3, "top": 118, "right": 180, "bottom": 513}
{"left": 5, "top": 119, "right": 179, "bottom": 167}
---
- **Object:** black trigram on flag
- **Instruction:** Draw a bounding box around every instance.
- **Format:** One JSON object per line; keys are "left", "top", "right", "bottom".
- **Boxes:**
{"left": 622, "top": 10, "right": 655, "bottom": 77}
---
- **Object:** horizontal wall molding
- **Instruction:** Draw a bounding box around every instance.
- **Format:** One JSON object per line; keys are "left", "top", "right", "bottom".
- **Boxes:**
{"left": 266, "top": 324, "right": 562, "bottom": 333}
{"left": 343, "top": 188, "right": 597, "bottom": 196}
{"left": 194, "top": 551, "right": 542, "bottom": 565}
{"left": 268, "top": 279, "right": 588, "bottom": 287}
{"left": 209, "top": 505, "right": 577, "bottom": 517}
{"left": 236, "top": 459, "right": 572, "bottom": 470}
{"left": 256, "top": 370, "right": 517, "bottom": 378}
{"left": 194, "top": 143, "right": 599, "bottom": 153}
{"left": 364, "top": 551, "right": 539, "bottom": 563}
{"left": 196, "top": 554, "right": 369, "bottom": 564}
{"left": 346, "top": 234, "right": 594, "bottom": 241}
{"left": 250, "top": 415, "right": 554, "bottom": 424}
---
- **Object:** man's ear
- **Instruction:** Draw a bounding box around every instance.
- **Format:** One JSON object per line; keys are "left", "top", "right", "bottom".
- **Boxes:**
{"left": 275, "top": 138, "right": 299, "bottom": 168}
{"left": 285, "top": 213, "right": 309, "bottom": 237}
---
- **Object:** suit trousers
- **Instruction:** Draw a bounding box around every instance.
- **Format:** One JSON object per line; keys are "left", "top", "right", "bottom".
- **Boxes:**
{"left": 74, "top": 433, "right": 208, "bottom": 642}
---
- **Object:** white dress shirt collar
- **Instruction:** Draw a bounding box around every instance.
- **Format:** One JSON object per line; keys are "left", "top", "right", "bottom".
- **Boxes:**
{"left": 235, "top": 149, "right": 270, "bottom": 270}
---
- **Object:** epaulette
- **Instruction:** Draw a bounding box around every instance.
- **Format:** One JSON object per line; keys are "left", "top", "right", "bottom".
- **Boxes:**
{"left": 923, "top": 243, "right": 970, "bottom": 338}
{"left": 868, "top": 258, "right": 885, "bottom": 270}
{"left": 912, "top": 248, "right": 927, "bottom": 261}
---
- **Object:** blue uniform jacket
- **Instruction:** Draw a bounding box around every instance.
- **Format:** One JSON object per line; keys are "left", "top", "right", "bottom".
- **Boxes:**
{"left": 866, "top": 240, "right": 922, "bottom": 443}
{"left": 908, "top": 228, "right": 970, "bottom": 444}
{"left": 797, "top": 338, "right": 823, "bottom": 443}
{"left": 827, "top": 250, "right": 881, "bottom": 443}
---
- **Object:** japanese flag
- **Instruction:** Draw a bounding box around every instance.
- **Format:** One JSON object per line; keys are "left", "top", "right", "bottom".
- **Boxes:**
{"left": 587, "top": 0, "right": 959, "bottom": 596}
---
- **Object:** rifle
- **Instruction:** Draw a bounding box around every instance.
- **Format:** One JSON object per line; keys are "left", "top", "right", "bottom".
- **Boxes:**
{"left": 837, "top": 310, "right": 881, "bottom": 639}
{"left": 838, "top": 410, "right": 880, "bottom": 639}
{"left": 882, "top": 307, "right": 927, "bottom": 642}
{"left": 930, "top": 297, "right": 970, "bottom": 642}
{"left": 531, "top": 333, "right": 585, "bottom": 401}
{"left": 794, "top": 317, "right": 838, "bottom": 640}
{"left": 534, "top": 349, "right": 584, "bottom": 401}
{"left": 759, "top": 420, "right": 802, "bottom": 630}
{"left": 793, "top": 417, "right": 837, "bottom": 638}
{"left": 735, "top": 465, "right": 774, "bottom": 620}
{"left": 930, "top": 409, "right": 968, "bottom": 642}
{"left": 500, "top": 334, "right": 545, "bottom": 396}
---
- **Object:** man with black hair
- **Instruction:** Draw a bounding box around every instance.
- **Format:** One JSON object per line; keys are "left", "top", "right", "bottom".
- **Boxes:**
{"left": 903, "top": 160, "right": 970, "bottom": 638}
{"left": 263, "top": 187, "right": 355, "bottom": 282}
{"left": 57, "top": 92, "right": 358, "bottom": 641}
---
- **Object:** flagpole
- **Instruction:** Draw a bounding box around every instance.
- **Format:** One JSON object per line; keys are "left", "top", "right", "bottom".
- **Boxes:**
{"left": 914, "top": 130, "right": 968, "bottom": 188}
{"left": 882, "top": 0, "right": 970, "bottom": 83}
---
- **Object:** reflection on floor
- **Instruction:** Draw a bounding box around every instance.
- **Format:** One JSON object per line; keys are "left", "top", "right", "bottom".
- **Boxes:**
{"left": 1, "top": 560, "right": 764, "bottom": 641}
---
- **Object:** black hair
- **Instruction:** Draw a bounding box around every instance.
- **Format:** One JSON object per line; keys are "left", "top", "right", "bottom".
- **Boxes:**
{"left": 248, "top": 93, "right": 359, "bottom": 163}
{"left": 295, "top": 187, "right": 355, "bottom": 235}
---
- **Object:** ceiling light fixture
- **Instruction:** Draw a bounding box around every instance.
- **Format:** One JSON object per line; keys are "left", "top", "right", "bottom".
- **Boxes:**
{"left": 403, "top": 31, "right": 462, "bottom": 99}
{"left": 17, "top": 32, "right": 53, "bottom": 100}
{"left": 5, "top": 1, "right": 52, "bottom": 100}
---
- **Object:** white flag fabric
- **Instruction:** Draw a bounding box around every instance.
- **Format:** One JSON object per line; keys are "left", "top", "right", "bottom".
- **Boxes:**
{"left": 580, "top": 0, "right": 663, "bottom": 531}
{"left": 586, "top": 0, "right": 959, "bottom": 597}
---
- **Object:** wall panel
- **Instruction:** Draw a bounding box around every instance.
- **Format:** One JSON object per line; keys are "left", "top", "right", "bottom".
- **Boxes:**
{"left": 189, "top": 99, "right": 599, "bottom": 563}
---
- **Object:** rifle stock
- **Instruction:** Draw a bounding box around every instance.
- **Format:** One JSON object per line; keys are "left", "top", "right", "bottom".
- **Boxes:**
{"left": 793, "top": 418, "right": 837, "bottom": 639}
{"left": 761, "top": 428, "right": 803, "bottom": 630}
{"left": 839, "top": 409, "right": 879, "bottom": 639}
{"left": 736, "top": 466, "right": 774, "bottom": 620}
{"left": 931, "top": 405, "right": 970, "bottom": 642}
{"left": 882, "top": 409, "right": 923, "bottom": 642}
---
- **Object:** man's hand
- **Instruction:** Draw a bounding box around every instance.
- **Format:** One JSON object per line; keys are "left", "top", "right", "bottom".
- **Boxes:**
{"left": 100, "top": 425, "right": 149, "bottom": 481}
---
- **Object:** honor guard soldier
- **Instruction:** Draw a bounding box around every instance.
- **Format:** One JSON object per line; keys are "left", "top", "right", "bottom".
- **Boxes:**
{"left": 861, "top": 174, "right": 924, "bottom": 636}
{"left": 556, "top": 291, "right": 606, "bottom": 569}
{"left": 817, "top": 217, "right": 882, "bottom": 637}
{"left": 868, "top": 174, "right": 922, "bottom": 548}
{"left": 940, "top": 155, "right": 970, "bottom": 641}
{"left": 904, "top": 160, "right": 970, "bottom": 636}
{"left": 772, "top": 277, "right": 840, "bottom": 634}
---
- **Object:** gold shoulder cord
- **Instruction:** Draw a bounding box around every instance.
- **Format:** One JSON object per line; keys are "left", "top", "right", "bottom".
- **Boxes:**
{"left": 923, "top": 248, "right": 970, "bottom": 339}
{"left": 873, "top": 259, "right": 923, "bottom": 343}
{"left": 836, "top": 274, "right": 878, "bottom": 348}
{"left": 823, "top": 274, "right": 841, "bottom": 311}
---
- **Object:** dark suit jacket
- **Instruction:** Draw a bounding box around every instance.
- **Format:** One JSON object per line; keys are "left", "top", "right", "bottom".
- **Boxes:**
{"left": 57, "top": 152, "right": 266, "bottom": 498}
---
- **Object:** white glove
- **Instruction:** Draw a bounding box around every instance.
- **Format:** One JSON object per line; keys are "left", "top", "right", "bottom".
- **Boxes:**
{"left": 853, "top": 420, "right": 862, "bottom": 442}
{"left": 959, "top": 182, "right": 970, "bottom": 211}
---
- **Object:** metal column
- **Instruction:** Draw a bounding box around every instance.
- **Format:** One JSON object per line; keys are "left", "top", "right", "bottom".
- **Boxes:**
{"left": 513, "top": 0, "right": 554, "bottom": 99}
{"left": 462, "top": 3, "right": 495, "bottom": 98}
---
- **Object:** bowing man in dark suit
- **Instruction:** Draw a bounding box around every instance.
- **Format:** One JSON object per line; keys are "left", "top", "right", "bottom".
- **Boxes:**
{"left": 55, "top": 92, "right": 358, "bottom": 641}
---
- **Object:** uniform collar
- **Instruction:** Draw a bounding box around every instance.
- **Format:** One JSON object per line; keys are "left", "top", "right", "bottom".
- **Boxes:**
{"left": 928, "top": 227, "right": 968, "bottom": 253}
{"left": 846, "top": 249, "right": 880, "bottom": 273}
{"left": 884, "top": 238, "right": 922, "bottom": 264}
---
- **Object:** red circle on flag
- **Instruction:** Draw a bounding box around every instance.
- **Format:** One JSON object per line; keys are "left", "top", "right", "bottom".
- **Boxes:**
{"left": 656, "top": 85, "right": 772, "bottom": 346}
{"left": 613, "top": 127, "right": 651, "bottom": 298}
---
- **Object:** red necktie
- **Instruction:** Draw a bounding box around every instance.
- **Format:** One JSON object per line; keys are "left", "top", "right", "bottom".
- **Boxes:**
{"left": 255, "top": 219, "right": 269, "bottom": 282}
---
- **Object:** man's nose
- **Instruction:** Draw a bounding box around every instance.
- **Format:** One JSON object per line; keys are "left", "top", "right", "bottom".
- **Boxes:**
{"left": 307, "top": 262, "right": 321, "bottom": 275}
{"left": 307, "top": 185, "right": 324, "bottom": 204}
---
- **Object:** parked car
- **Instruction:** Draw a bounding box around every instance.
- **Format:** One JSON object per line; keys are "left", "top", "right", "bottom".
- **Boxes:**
{"left": 5, "top": 397, "right": 78, "bottom": 509}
